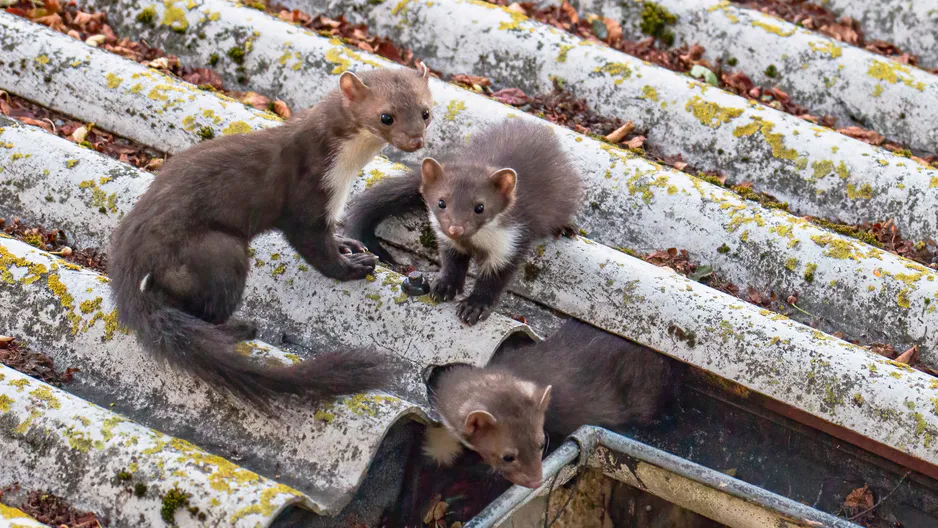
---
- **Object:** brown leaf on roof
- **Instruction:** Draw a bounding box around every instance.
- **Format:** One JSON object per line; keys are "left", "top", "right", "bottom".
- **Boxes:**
{"left": 836, "top": 126, "right": 886, "bottom": 146}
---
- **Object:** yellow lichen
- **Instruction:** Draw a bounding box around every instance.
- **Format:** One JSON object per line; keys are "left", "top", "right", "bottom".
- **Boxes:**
{"left": 867, "top": 59, "right": 925, "bottom": 91}
{"left": 222, "top": 121, "right": 252, "bottom": 135}
{"left": 751, "top": 20, "right": 795, "bottom": 37}
{"left": 685, "top": 96, "right": 743, "bottom": 128}
{"left": 642, "top": 85, "right": 659, "bottom": 102}
{"left": 161, "top": 0, "right": 190, "bottom": 32}
{"left": 230, "top": 484, "right": 303, "bottom": 522}
{"left": 106, "top": 72, "right": 124, "bottom": 89}
{"left": 445, "top": 100, "right": 466, "bottom": 121}
{"left": 807, "top": 40, "right": 842, "bottom": 58}
{"left": 846, "top": 183, "right": 873, "bottom": 200}
{"left": 556, "top": 44, "right": 573, "bottom": 63}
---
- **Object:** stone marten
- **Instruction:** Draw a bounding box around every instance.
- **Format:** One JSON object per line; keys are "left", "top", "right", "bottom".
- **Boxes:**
{"left": 109, "top": 67, "right": 433, "bottom": 409}
{"left": 344, "top": 119, "right": 583, "bottom": 325}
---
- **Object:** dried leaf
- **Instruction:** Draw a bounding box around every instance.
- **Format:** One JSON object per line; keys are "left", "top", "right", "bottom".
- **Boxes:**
{"left": 689, "top": 65, "right": 719, "bottom": 86}
{"left": 71, "top": 126, "right": 89, "bottom": 143}
{"left": 272, "top": 100, "right": 292, "bottom": 119}
{"left": 603, "top": 17, "right": 622, "bottom": 43}
{"left": 844, "top": 485, "right": 874, "bottom": 511}
{"left": 604, "top": 121, "right": 634, "bottom": 143}
{"left": 895, "top": 345, "right": 918, "bottom": 365}
{"left": 85, "top": 34, "right": 105, "bottom": 47}
{"left": 624, "top": 135, "right": 645, "bottom": 149}
{"left": 491, "top": 88, "right": 528, "bottom": 106}
{"left": 689, "top": 265, "right": 713, "bottom": 281}
{"left": 239, "top": 91, "right": 271, "bottom": 110}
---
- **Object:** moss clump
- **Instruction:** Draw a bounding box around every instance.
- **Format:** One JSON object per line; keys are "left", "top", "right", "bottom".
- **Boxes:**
{"left": 117, "top": 469, "right": 133, "bottom": 481}
{"left": 161, "top": 486, "right": 192, "bottom": 524}
{"left": 726, "top": 57, "right": 738, "bottom": 67}
{"left": 134, "top": 483, "right": 148, "bottom": 497}
{"left": 809, "top": 218, "right": 882, "bottom": 248}
{"left": 209, "top": 53, "right": 219, "bottom": 66}
{"left": 227, "top": 46, "right": 246, "bottom": 65}
{"left": 765, "top": 64, "right": 778, "bottom": 78}
{"left": 729, "top": 184, "right": 788, "bottom": 210}
{"left": 136, "top": 6, "right": 157, "bottom": 25}
{"left": 639, "top": 2, "right": 677, "bottom": 45}
{"left": 419, "top": 224, "right": 438, "bottom": 251}
{"left": 804, "top": 262, "right": 817, "bottom": 282}
{"left": 522, "top": 263, "right": 541, "bottom": 282}
{"left": 717, "top": 243, "right": 730, "bottom": 254}
{"left": 197, "top": 126, "right": 215, "bottom": 141}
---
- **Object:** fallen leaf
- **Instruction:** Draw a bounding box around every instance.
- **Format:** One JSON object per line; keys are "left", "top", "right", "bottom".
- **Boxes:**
{"left": 673, "top": 161, "right": 688, "bottom": 170}
{"left": 604, "top": 121, "right": 634, "bottom": 143}
{"left": 844, "top": 485, "right": 874, "bottom": 511}
{"left": 895, "top": 345, "right": 918, "bottom": 365}
{"left": 147, "top": 158, "right": 164, "bottom": 170}
{"left": 71, "top": 126, "right": 89, "bottom": 143}
{"left": 238, "top": 91, "right": 271, "bottom": 110}
{"left": 624, "top": 135, "right": 646, "bottom": 149}
{"left": 689, "top": 65, "right": 719, "bottom": 86}
{"left": 560, "top": 1, "right": 578, "bottom": 24}
{"left": 837, "top": 126, "right": 885, "bottom": 145}
{"left": 506, "top": 2, "right": 525, "bottom": 15}
{"left": 491, "top": 88, "right": 528, "bottom": 106}
{"left": 85, "top": 34, "right": 105, "bottom": 47}
{"left": 689, "top": 265, "right": 713, "bottom": 281}
{"left": 603, "top": 17, "right": 622, "bottom": 43}
{"left": 272, "top": 100, "right": 292, "bottom": 119}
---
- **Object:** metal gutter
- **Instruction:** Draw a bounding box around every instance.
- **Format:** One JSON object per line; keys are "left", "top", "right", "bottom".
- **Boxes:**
{"left": 466, "top": 425, "right": 861, "bottom": 528}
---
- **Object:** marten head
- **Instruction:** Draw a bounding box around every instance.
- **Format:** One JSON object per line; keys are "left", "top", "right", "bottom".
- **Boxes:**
{"left": 338, "top": 65, "right": 433, "bottom": 153}
{"left": 419, "top": 158, "right": 517, "bottom": 241}
{"left": 431, "top": 367, "right": 551, "bottom": 488}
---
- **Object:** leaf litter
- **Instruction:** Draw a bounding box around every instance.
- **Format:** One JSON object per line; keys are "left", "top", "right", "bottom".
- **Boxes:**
{"left": 0, "top": 336, "right": 78, "bottom": 387}
{"left": 481, "top": 0, "right": 937, "bottom": 164}
{"left": 1, "top": 217, "right": 108, "bottom": 273}
{"left": 0, "top": 485, "right": 103, "bottom": 528}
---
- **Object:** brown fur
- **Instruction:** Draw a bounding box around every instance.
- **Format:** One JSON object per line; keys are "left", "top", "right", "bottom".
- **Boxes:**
{"left": 109, "top": 68, "right": 433, "bottom": 409}
{"left": 344, "top": 119, "right": 584, "bottom": 325}
{"left": 428, "top": 320, "right": 680, "bottom": 488}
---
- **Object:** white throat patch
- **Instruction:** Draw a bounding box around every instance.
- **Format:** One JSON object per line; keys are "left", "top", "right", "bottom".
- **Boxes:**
{"left": 428, "top": 214, "right": 521, "bottom": 274}
{"left": 324, "top": 130, "right": 386, "bottom": 223}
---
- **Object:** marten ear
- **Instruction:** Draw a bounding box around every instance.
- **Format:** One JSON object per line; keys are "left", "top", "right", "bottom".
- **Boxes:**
{"left": 421, "top": 158, "right": 445, "bottom": 187}
{"left": 417, "top": 61, "right": 430, "bottom": 81}
{"left": 537, "top": 385, "right": 552, "bottom": 411}
{"left": 490, "top": 168, "right": 517, "bottom": 201}
{"left": 464, "top": 410, "right": 497, "bottom": 436}
{"left": 339, "top": 72, "right": 370, "bottom": 102}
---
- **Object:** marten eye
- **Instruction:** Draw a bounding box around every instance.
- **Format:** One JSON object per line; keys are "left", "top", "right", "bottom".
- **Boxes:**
{"left": 438, "top": 199, "right": 447, "bottom": 209}
{"left": 474, "top": 204, "right": 484, "bottom": 214}
{"left": 422, "top": 109, "right": 430, "bottom": 121}
{"left": 380, "top": 114, "right": 394, "bottom": 126}
{"left": 502, "top": 454, "right": 515, "bottom": 463}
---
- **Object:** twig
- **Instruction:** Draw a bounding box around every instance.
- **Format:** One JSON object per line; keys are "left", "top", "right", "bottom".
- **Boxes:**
{"left": 848, "top": 470, "right": 911, "bottom": 521}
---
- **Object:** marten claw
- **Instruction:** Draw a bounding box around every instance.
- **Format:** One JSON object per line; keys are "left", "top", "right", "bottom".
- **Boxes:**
{"left": 336, "top": 236, "right": 368, "bottom": 255}
{"left": 554, "top": 224, "right": 578, "bottom": 239}
{"left": 339, "top": 252, "right": 378, "bottom": 280}
{"left": 457, "top": 298, "right": 493, "bottom": 326}
{"left": 430, "top": 279, "right": 462, "bottom": 302}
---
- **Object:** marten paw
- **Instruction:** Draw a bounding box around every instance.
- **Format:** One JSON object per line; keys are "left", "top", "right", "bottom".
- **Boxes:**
{"left": 339, "top": 252, "right": 378, "bottom": 280}
{"left": 457, "top": 296, "right": 494, "bottom": 326}
{"left": 554, "top": 223, "right": 578, "bottom": 239}
{"left": 335, "top": 236, "right": 368, "bottom": 255}
{"left": 430, "top": 278, "right": 462, "bottom": 302}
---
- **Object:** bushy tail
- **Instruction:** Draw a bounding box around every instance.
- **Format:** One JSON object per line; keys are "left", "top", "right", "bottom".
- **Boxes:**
{"left": 114, "top": 276, "right": 392, "bottom": 410}
{"left": 344, "top": 172, "right": 424, "bottom": 264}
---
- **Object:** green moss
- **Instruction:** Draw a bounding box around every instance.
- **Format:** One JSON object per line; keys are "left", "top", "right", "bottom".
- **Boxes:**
{"left": 717, "top": 243, "right": 730, "bottom": 254}
{"left": 419, "top": 225, "right": 438, "bottom": 251}
{"left": 846, "top": 183, "right": 874, "bottom": 200}
{"left": 134, "top": 483, "right": 148, "bottom": 497}
{"left": 117, "top": 469, "right": 133, "bottom": 482}
{"left": 764, "top": 64, "right": 778, "bottom": 78}
{"left": 136, "top": 6, "right": 158, "bottom": 25}
{"left": 197, "top": 126, "right": 214, "bottom": 141}
{"left": 227, "top": 46, "right": 246, "bottom": 65}
{"left": 209, "top": 53, "right": 219, "bottom": 66}
{"left": 809, "top": 218, "right": 881, "bottom": 247}
{"left": 804, "top": 262, "right": 817, "bottom": 282}
{"left": 161, "top": 486, "right": 191, "bottom": 524}
{"left": 639, "top": 2, "right": 677, "bottom": 44}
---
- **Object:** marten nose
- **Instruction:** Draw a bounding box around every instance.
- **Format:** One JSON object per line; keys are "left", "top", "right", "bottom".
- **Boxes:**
{"left": 447, "top": 225, "right": 464, "bottom": 237}
{"left": 409, "top": 137, "right": 424, "bottom": 149}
